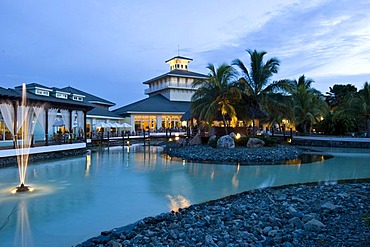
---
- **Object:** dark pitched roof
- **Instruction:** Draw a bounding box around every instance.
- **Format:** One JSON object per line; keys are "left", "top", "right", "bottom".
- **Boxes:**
{"left": 87, "top": 105, "right": 123, "bottom": 119}
{"left": 0, "top": 87, "right": 21, "bottom": 97}
{"left": 165, "top": 56, "right": 193, "bottom": 63}
{"left": 113, "top": 94, "right": 190, "bottom": 115}
{"left": 60, "top": 86, "right": 115, "bottom": 107}
{"left": 1, "top": 86, "right": 94, "bottom": 110}
{"left": 143, "top": 69, "right": 207, "bottom": 84}
{"left": 15, "top": 83, "right": 53, "bottom": 91}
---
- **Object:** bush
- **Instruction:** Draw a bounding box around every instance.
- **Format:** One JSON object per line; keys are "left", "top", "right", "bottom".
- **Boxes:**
{"left": 318, "top": 112, "right": 358, "bottom": 135}
{"left": 208, "top": 137, "right": 218, "bottom": 148}
{"left": 257, "top": 136, "right": 279, "bottom": 147}
{"left": 234, "top": 136, "right": 249, "bottom": 147}
{"left": 361, "top": 212, "right": 370, "bottom": 226}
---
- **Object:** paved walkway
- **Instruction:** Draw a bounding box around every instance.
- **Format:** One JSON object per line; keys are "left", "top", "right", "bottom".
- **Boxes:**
{"left": 293, "top": 135, "right": 370, "bottom": 142}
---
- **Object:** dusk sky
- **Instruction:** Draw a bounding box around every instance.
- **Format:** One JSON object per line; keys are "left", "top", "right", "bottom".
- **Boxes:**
{"left": 1, "top": 0, "right": 369, "bottom": 109}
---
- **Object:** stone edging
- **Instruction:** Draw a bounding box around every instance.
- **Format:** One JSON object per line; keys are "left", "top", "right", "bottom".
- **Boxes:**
{"left": 0, "top": 148, "right": 87, "bottom": 168}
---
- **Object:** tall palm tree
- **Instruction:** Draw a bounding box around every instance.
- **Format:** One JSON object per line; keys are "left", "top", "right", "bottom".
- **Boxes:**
{"left": 289, "top": 75, "right": 329, "bottom": 134}
{"left": 233, "top": 49, "right": 291, "bottom": 133}
{"left": 337, "top": 82, "right": 370, "bottom": 136}
{"left": 191, "top": 63, "right": 241, "bottom": 134}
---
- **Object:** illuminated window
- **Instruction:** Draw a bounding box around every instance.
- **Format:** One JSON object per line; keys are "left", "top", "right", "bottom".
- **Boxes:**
{"left": 35, "top": 89, "right": 50, "bottom": 96}
{"left": 73, "top": 95, "right": 83, "bottom": 101}
{"left": 56, "top": 92, "right": 68, "bottom": 99}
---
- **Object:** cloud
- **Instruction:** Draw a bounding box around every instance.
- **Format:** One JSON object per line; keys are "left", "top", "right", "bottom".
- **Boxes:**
{"left": 0, "top": 0, "right": 369, "bottom": 105}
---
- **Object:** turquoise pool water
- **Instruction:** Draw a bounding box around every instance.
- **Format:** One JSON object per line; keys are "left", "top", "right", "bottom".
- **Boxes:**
{"left": 0, "top": 145, "right": 369, "bottom": 247}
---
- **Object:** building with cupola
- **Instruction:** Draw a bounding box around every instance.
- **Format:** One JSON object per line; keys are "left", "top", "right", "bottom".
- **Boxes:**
{"left": 114, "top": 56, "right": 207, "bottom": 132}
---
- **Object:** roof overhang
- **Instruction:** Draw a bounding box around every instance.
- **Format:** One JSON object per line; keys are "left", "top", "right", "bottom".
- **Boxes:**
{"left": 86, "top": 114, "right": 124, "bottom": 120}
{"left": 126, "top": 111, "right": 187, "bottom": 115}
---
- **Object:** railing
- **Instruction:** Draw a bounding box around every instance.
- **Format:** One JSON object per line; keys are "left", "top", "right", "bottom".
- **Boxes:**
{"left": 144, "top": 82, "right": 198, "bottom": 94}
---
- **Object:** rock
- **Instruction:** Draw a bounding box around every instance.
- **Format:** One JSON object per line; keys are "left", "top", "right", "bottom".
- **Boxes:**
{"left": 288, "top": 206, "right": 297, "bottom": 214}
{"left": 205, "top": 234, "right": 217, "bottom": 247}
{"left": 276, "top": 194, "right": 287, "bottom": 201}
{"left": 247, "top": 138, "right": 265, "bottom": 148}
{"left": 321, "top": 202, "right": 342, "bottom": 212}
{"left": 288, "top": 217, "right": 304, "bottom": 229}
{"left": 304, "top": 219, "right": 326, "bottom": 230}
{"left": 263, "top": 226, "right": 272, "bottom": 234}
{"left": 217, "top": 135, "right": 235, "bottom": 149}
{"left": 108, "top": 240, "right": 122, "bottom": 247}
{"left": 208, "top": 135, "right": 217, "bottom": 144}
{"left": 189, "top": 133, "right": 202, "bottom": 145}
{"left": 101, "top": 230, "right": 112, "bottom": 236}
{"left": 268, "top": 230, "right": 278, "bottom": 237}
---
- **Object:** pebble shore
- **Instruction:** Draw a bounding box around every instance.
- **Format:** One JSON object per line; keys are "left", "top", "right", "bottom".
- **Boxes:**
{"left": 78, "top": 182, "right": 369, "bottom": 247}
{"left": 164, "top": 145, "right": 304, "bottom": 164}
{"left": 77, "top": 145, "right": 369, "bottom": 247}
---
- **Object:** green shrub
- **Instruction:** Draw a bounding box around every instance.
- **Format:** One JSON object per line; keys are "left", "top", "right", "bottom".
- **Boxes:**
{"left": 361, "top": 212, "right": 370, "bottom": 226}
{"left": 208, "top": 137, "right": 218, "bottom": 148}
{"left": 234, "top": 136, "right": 249, "bottom": 147}
{"left": 257, "top": 136, "right": 279, "bottom": 147}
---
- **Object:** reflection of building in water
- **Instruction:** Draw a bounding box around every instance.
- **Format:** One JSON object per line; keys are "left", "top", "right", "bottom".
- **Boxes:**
{"left": 166, "top": 194, "right": 191, "bottom": 212}
{"left": 133, "top": 146, "right": 160, "bottom": 168}
{"left": 85, "top": 154, "right": 91, "bottom": 177}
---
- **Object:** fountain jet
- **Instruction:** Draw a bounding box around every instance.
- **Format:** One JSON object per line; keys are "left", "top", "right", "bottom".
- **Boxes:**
{"left": 12, "top": 83, "right": 36, "bottom": 193}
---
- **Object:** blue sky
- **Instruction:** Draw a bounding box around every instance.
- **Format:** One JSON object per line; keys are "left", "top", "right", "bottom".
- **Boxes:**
{"left": 0, "top": 0, "right": 369, "bottom": 108}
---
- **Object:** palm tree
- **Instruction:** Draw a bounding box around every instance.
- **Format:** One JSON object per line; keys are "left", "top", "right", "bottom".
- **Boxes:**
{"left": 337, "top": 82, "right": 370, "bottom": 136}
{"left": 233, "top": 49, "right": 291, "bottom": 133}
{"left": 289, "top": 75, "right": 329, "bottom": 134}
{"left": 191, "top": 63, "right": 241, "bottom": 134}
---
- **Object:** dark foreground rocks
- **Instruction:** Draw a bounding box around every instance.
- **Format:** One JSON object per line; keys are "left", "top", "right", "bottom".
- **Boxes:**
{"left": 77, "top": 182, "right": 370, "bottom": 247}
{"left": 165, "top": 145, "right": 303, "bottom": 164}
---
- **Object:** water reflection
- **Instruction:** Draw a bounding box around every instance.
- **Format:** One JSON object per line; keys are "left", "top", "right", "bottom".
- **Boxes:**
{"left": 14, "top": 200, "right": 33, "bottom": 247}
{"left": 166, "top": 194, "right": 191, "bottom": 212}
{"left": 85, "top": 154, "right": 91, "bottom": 177}
{"left": 286, "top": 153, "right": 329, "bottom": 165}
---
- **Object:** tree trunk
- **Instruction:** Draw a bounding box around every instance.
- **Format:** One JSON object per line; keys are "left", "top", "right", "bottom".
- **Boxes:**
{"left": 366, "top": 116, "right": 370, "bottom": 138}
{"left": 303, "top": 122, "right": 307, "bottom": 135}
{"left": 252, "top": 111, "right": 256, "bottom": 135}
{"left": 222, "top": 115, "right": 228, "bottom": 135}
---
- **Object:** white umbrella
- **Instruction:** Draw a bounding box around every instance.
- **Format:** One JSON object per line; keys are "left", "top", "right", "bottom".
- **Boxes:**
{"left": 121, "top": 123, "right": 132, "bottom": 128}
{"left": 53, "top": 119, "right": 65, "bottom": 127}
{"left": 110, "top": 123, "right": 124, "bottom": 128}
{"left": 95, "top": 122, "right": 109, "bottom": 128}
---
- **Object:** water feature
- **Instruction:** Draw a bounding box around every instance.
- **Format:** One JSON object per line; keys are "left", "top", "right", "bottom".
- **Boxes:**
{"left": 0, "top": 145, "right": 369, "bottom": 246}
{"left": 0, "top": 83, "right": 41, "bottom": 193}
{"left": 13, "top": 84, "right": 35, "bottom": 193}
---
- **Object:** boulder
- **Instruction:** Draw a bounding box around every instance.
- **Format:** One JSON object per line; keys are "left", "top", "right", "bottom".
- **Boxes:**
{"left": 247, "top": 137, "right": 265, "bottom": 148}
{"left": 189, "top": 134, "right": 202, "bottom": 145}
{"left": 217, "top": 135, "right": 235, "bottom": 148}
